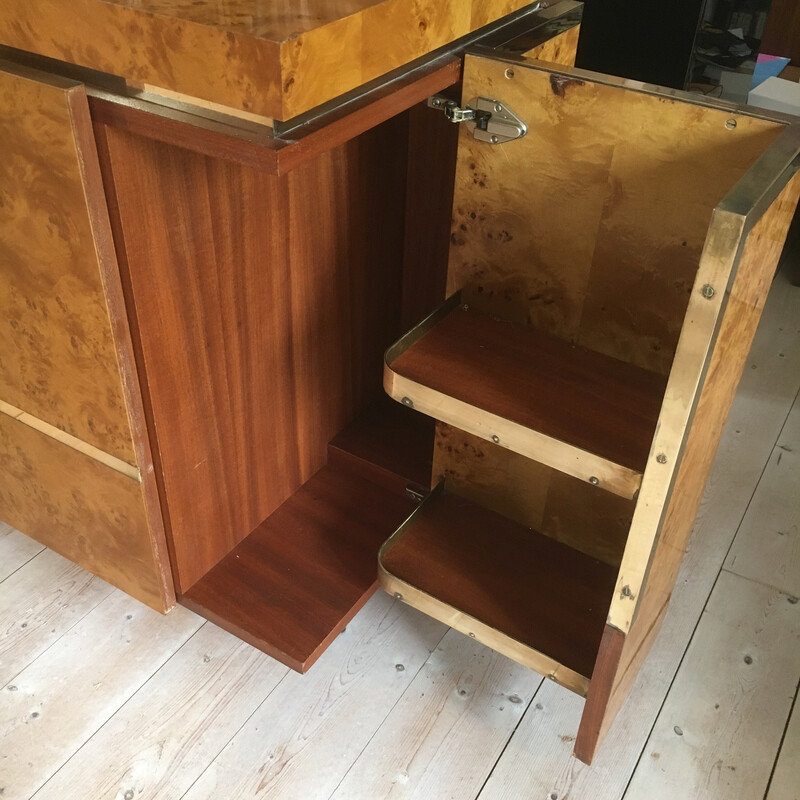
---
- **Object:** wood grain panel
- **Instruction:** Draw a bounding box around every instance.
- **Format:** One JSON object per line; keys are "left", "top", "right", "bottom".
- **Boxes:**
{"left": 0, "top": 63, "right": 135, "bottom": 462}
{"left": 578, "top": 172, "right": 800, "bottom": 763}
{"left": 0, "top": 0, "right": 533, "bottom": 120}
{"left": 99, "top": 114, "right": 409, "bottom": 592}
{"left": 449, "top": 56, "right": 781, "bottom": 374}
{"left": 182, "top": 462, "right": 417, "bottom": 673}
{"left": 0, "top": 414, "right": 168, "bottom": 610}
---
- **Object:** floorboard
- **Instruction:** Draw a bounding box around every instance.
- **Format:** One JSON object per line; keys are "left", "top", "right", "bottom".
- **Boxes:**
{"left": 181, "top": 593, "right": 445, "bottom": 800}
{"left": 0, "top": 523, "right": 44, "bottom": 583}
{"left": 624, "top": 572, "right": 799, "bottom": 800}
{"left": 31, "top": 624, "right": 287, "bottom": 800}
{"left": 0, "top": 592, "right": 201, "bottom": 799}
{"left": 766, "top": 688, "right": 800, "bottom": 800}
{"left": 0, "top": 549, "right": 113, "bottom": 688}
{"left": 329, "top": 630, "right": 542, "bottom": 800}
{"left": 724, "top": 394, "right": 800, "bottom": 598}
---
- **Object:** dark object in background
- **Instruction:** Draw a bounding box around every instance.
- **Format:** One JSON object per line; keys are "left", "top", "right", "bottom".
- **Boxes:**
{"left": 576, "top": 0, "right": 705, "bottom": 89}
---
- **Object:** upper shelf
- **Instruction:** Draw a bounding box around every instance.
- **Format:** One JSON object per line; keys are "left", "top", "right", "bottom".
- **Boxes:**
{"left": 384, "top": 295, "right": 668, "bottom": 498}
{"left": 0, "top": 0, "right": 542, "bottom": 121}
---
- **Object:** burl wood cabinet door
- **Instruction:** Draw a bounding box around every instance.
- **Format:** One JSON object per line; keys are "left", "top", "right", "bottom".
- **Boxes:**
{"left": 380, "top": 49, "right": 800, "bottom": 762}
{"left": 0, "top": 60, "right": 173, "bottom": 611}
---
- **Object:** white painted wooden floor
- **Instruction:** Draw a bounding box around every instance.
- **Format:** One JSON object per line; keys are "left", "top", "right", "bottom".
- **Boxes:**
{"left": 2, "top": 265, "right": 799, "bottom": 800}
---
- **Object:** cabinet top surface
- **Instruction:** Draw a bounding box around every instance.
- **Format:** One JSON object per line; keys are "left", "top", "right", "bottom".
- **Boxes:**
{"left": 0, "top": 0, "right": 537, "bottom": 120}
{"left": 99, "top": 0, "right": 397, "bottom": 41}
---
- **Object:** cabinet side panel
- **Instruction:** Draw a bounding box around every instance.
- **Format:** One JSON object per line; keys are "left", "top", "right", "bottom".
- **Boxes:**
{"left": 0, "top": 65, "right": 136, "bottom": 463}
{"left": 0, "top": 414, "right": 167, "bottom": 610}
{"left": 101, "top": 117, "right": 408, "bottom": 591}
{"left": 575, "top": 173, "right": 800, "bottom": 763}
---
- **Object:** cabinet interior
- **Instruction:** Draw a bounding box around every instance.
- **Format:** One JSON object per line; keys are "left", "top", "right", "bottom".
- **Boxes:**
{"left": 92, "top": 45, "right": 787, "bottom": 680}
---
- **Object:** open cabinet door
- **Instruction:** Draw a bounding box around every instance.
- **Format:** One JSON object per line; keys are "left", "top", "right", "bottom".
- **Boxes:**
{"left": 381, "top": 50, "right": 800, "bottom": 763}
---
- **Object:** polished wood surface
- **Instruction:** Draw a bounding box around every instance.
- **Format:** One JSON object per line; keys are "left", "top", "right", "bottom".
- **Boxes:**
{"left": 0, "top": 414, "right": 168, "bottom": 610}
{"left": 0, "top": 62, "right": 135, "bottom": 463}
{"left": 381, "top": 489, "right": 618, "bottom": 681}
{"left": 181, "top": 462, "right": 417, "bottom": 673}
{"left": 97, "top": 112, "right": 409, "bottom": 592}
{"left": 389, "top": 303, "right": 666, "bottom": 484}
{"left": 0, "top": 0, "right": 534, "bottom": 120}
{"left": 582, "top": 172, "right": 800, "bottom": 761}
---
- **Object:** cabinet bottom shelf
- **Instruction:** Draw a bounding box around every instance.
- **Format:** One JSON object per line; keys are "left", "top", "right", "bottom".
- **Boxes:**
{"left": 181, "top": 462, "right": 418, "bottom": 672}
{"left": 379, "top": 485, "right": 619, "bottom": 695}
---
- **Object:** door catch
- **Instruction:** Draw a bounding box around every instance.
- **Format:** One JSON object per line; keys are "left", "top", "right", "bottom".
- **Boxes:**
{"left": 427, "top": 95, "right": 527, "bottom": 144}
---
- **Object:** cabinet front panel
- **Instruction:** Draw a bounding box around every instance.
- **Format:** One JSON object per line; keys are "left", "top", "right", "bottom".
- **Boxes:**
{"left": 0, "top": 64, "right": 136, "bottom": 464}
{"left": 0, "top": 413, "right": 168, "bottom": 610}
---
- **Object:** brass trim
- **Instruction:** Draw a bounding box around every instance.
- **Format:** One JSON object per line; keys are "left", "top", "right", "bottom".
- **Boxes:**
{"left": 0, "top": 400, "right": 140, "bottom": 481}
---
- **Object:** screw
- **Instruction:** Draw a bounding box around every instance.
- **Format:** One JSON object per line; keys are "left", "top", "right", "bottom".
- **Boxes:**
{"left": 505, "top": 68, "right": 515, "bottom": 79}
{"left": 491, "top": 434, "right": 500, "bottom": 443}
{"left": 431, "top": 97, "right": 442, "bottom": 107}
{"left": 468, "top": 632, "right": 476, "bottom": 638}
{"left": 490, "top": 134, "right": 499, "bottom": 144}
{"left": 788, "top": 596, "right": 798, "bottom": 604}
{"left": 656, "top": 453, "right": 668, "bottom": 464}
{"left": 701, "top": 284, "right": 716, "bottom": 299}
{"left": 461, "top": 303, "right": 469, "bottom": 311}
{"left": 509, "top": 694, "right": 522, "bottom": 704}
{"left": 743, "top": 654, "right": 753, "bottom": 665}
{"left": 124, "top": 791, "right": 134, "bottom": 800}
{"left": 725, "top": 118, "right": 737, "bottom": 130}
{"left": 589, "top": 476, "right": 600, "bottom": 486}
{"left": 622, "top": 585, "right": 633, "bottom": 597}
{"left": 401, "top": 397, "right": 414, "bottom": 408}
{"left": 393, "top": 592, "right": 403, "bottom": 600}
{"left": 494, "top": 103, "right": 503, "bottom": 113}
{"left": 395, "top": 663, "right": 405, "bottom": 672}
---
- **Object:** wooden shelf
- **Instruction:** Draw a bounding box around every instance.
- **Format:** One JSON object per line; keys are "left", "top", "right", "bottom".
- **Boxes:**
{"left": 384, "top": 296, "right": 667, "bottom": 498}
{"left": 379, "top": 485, "right": 619, "bottom": 694}
{"left": 181, "top": 461, "right": 417, "bottom": 673}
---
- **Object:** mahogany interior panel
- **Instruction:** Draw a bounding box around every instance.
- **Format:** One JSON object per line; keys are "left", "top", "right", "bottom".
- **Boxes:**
{"left": 391, "top": 305, "right": 668, "bottom": 473}
{"left": 181, "top": 461, "right": 417, "bottom": 673}
{"left": 381, "top": 490, "right": 618, "bottom": 679}
{"left": 96, "top": 113, "right": 409, "bottom": 592}
{"left": 328, "top": 394, "right": 434, "bottom": 493}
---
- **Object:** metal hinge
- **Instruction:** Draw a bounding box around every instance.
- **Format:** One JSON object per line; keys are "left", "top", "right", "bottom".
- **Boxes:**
{"left": 427, "top": 95, "right": 527, "bottom": 144}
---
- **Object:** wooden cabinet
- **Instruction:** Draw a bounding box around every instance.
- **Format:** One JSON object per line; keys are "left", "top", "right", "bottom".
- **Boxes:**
{"left": 1, "top": 0, "right": 797, "bottom": 766}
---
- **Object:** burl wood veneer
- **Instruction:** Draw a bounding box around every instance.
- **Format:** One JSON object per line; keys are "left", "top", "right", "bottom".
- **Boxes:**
{"left": 0, "top": 0, "right": 538, "bottom": 120}
{"left": 0, "top": 60, "right": 173, "bottom": 611}
{"left": 381, "top": 50, "right": 800, "bottom": 763}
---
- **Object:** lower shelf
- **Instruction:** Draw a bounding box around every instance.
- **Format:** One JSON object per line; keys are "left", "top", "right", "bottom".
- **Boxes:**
{"left": 379, "top": 484, "right": 619, "bottom": 695}
{"left": 181, "top": 462, "right": 418, "bottom": 672}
